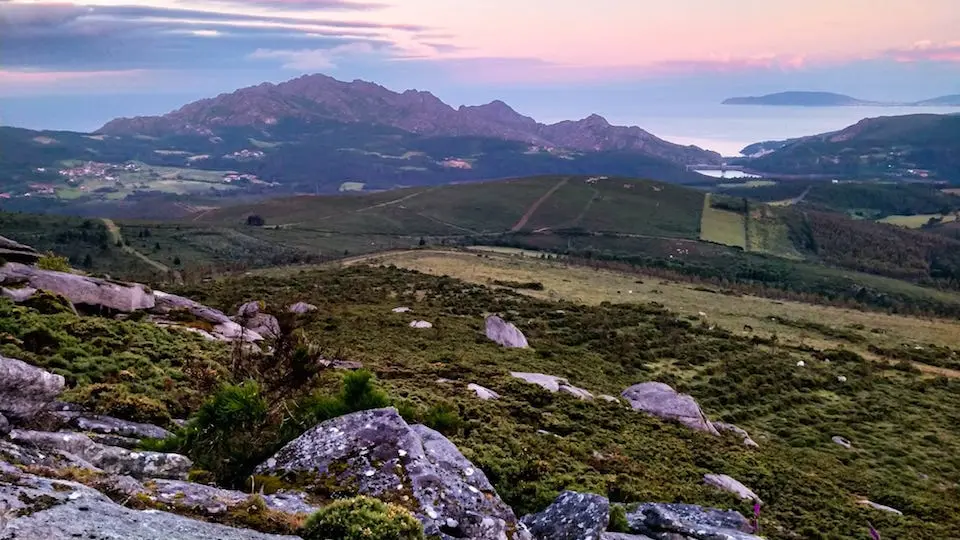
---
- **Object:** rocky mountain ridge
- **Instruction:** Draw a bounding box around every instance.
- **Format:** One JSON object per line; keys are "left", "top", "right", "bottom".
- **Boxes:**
{"left": 98, "top": 74, "right": 720, "bottom": 166}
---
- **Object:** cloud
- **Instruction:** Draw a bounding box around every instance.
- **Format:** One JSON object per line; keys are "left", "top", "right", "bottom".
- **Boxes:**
{"left": 249, "top": 42, "right": 379, "bottom": 69}
{"left": 0, "top": 0, "right": 424, "bottom": 72}
{"left": 884, "top": 41, "right": 960, "bottom": 63}
{"left": 224, "top": 0, "right": 385, "bottom": 10}
{"left": 414, "top": 53, "right": 814, "bottom": 85}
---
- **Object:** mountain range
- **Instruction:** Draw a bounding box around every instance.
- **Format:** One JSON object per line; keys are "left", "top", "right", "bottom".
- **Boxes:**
{"left": 723, "top": 91, "right": 960, "bottom": 107}
{"left": 100, "top": 74, "right": 720, "bottom": 165}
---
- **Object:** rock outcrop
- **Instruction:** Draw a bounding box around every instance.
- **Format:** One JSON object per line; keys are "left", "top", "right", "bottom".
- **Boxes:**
{"left": 858, "top": 499, "right": 903, "bottom": 515}
{"left": 0, "top": 355, "right": 65, "bottom": 423}
{"left": 485, "top": 315, "right": 529, "bottom": 348}
{"left": 522, "top": 490, "right": 609, "bottom": 540}
{"left": 288, "top": 302, "right": 317, "bottom": 314}
{"left": 53, "top": 411, "right": 173, "bottom": 441}
{"left": 0, "top": 466, "right": 297, "bottom": 540}
{"left": 0, "top": 262, "right": 154, "bottom": 312}
{"left": 625, "top": 503, "right": 761, "bottom": 540}
{"left": 255, "top": 407, "right": 528, "bottom": 539}
{"left": 703, "top": 474, "right": 761, "bottom": 503}
{"left": 236, "top": 301, "right": 281, "bottom": 338}
{"left": 713, "top": 422, "right": 759, "bottom": 448}
{"left": 511, "top": 372, "right": 594, "bottom": 400}
{"left": 9, "top": 430, "right": 192, "bottom": 480}
{"left": 0, "top": 235, "right": 41, "bottom": 264}
{"left": 832, "top": 435, "right": 852, "bottom": 449}
{"left": 152, "top": 291, "right": 264, "bottom": 342}
{"left": 409, "top": 320, "right": 434, "bottom": 329}
{"left": 468, "top": 383, "right": 501, "bottom": 401}
{"left": 621, "top": 382, "right": 718, "bottom": 435}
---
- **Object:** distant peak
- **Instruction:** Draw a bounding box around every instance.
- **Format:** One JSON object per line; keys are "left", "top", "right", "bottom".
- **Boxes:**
{"left": 582, "top": 114, "right": 610, "bottom": 126}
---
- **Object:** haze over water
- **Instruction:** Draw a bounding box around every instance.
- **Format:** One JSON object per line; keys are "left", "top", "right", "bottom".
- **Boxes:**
{"left": 607, "top": 104, "right": 960, "bottom": 157}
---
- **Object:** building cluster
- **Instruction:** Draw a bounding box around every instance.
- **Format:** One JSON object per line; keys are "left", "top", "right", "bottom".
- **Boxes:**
{"left": 224, "top": 149, "right": 265, "bottom": 161}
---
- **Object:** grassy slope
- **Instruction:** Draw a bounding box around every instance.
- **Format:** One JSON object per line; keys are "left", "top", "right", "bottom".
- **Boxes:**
{"left": 198, "top": 175, "right": 706, "bottom": 239}
{"left": 172, "top": 263, "right": 960, "bottom": 539}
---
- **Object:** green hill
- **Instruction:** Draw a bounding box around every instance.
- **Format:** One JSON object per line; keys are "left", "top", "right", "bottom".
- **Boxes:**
{"left": 746, "top": 114, "right": 960, "bottom": 178}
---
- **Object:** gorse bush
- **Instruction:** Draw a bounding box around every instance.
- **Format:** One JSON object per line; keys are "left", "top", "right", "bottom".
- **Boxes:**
{"left": 293, "top": 370, "right": 390, "bottom": 429}
{"left": 301, "top": 496, "right": 425, "bottom": 540}
{"left": 36, "top": 253, "right": 72, "bottom": 272}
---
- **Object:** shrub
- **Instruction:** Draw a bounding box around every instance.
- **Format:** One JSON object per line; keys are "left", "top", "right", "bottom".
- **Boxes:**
{"left": 179, "top": 380, "right": 271, "bottom": 486}
{"left": 302, "top": 496, "right": 425, "bottom": 540}
{"left": 36, "top": 253, "right": 71, "bottom": 272}
{"left": 608, "top": 504, "right": 630, "bottom": 533}
{"left": 422, "top": 403, "right": 461, "bottom": 435}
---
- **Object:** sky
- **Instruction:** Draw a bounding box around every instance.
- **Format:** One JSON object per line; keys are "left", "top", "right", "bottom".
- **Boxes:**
{"left": 1, "top": 0, "right": 959, "bottom": 134}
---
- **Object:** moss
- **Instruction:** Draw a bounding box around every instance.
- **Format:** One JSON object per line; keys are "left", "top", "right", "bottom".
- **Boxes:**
{"left": 16, "top": 493, "right": 61, "bottom": 516}
{"left": 301, "top": 496, "right": 425, "bottom": 540}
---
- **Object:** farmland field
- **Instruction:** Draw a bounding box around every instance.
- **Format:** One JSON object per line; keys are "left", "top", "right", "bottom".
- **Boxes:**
{"left": 878, "top": 213, "right": 959, "bottom": 228}
{"left": 698, "top": 193, "right": 746, "bottom": 248}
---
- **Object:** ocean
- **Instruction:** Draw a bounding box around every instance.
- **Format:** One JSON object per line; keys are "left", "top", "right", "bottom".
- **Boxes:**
{"left": 605, "top": 103, "right": 960, "bottom": 158}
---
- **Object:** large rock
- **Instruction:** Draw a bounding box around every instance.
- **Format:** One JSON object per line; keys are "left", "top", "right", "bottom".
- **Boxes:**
{"left": 0, "top": 467, "right": 298, "bottom": 540}
{"left": 485, "top": 315, "right": 529, "bottom": 348}
{"left": 0, "top": 355, "right": 65, "bottom": 423}
{"left": 522, "top": 490, "right": 609, "bottom": 540}
{"left": 0, "top": 414, "right": 9, "bottom": 437}
{"left": 53, "top": 412, "right": 172, "bottom": 441}
{"left": 468, "top": 383, "right": 501, "bottom": 401}
{"left": 621, "top": 382, "right": 719, "bottom": 435}
{"left": 0, "top": 262, "right": 154, "bottom": 312}
{"left": 626, "top": 503, "right": 761, "bottom": 540}
{"left": 152, "top": 291, "right": 230, "bottom": 324}
{"left": 8, "top": 430, "right": 191, "bottom": 480}
{"left": 0, "top": 235, "right": 40, "bottom": 264}
{"left": 511, "top": 372, "right": 594, "bottom": 400}
{"left": 236, "top": 301, "right": 281, "bottom": 338}
{"left": 703, "top": 474, "right": 761, "bottom": 503}
{"left": 255, "top": 407, "right": 528, "bottom": 540}
{"left": 146, "top": 479, "right": 319, "bottom": 516}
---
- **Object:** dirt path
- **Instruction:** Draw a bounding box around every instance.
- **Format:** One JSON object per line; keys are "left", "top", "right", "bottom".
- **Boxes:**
{"left": 356, "top": 188, "right": 432, "bottom": 213}
{"left": 510, "top": 178, "right": 569, "bottom": 232}
{"left": 102, "top": 219, "right": 183, "bottom": 283}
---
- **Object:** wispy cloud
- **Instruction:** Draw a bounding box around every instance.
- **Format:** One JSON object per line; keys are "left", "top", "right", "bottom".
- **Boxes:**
{"left": 884, "top": 41, "right": 960, "bottom": 63}
{"left": 249, "top": 42, "right": 379, "bottom": 69}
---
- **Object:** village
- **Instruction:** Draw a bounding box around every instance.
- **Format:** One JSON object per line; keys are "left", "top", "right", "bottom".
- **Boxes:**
{"left": 0, "top": 160, "right": 275, "bottom": 200}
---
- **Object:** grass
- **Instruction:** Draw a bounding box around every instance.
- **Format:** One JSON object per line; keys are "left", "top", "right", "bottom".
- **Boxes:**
{"left": 172, "top": 263, "right": 960, "bottom": 539}
{"left": 343, "top": 249, "right": 960, "bottom": 372}
{"left": 877, "top": 213, "right": 959, "bottom": 228}
{"left": 716, "top": 180, "right": 778, "bottom": 189}
{"left": 699, "top": 194, "right": 747, "bottom": 249}
{"left": 197, "top": 176, "right": 706, "bottom": 240}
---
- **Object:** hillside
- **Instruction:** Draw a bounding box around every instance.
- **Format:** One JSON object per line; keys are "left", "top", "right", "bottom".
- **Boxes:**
{"left": 744, "top": 114, "right": 960, "bottom": 178}
{"left": 0, "top": 120, "right": 712, "bottom": 216}
{"left": 99, "top": 74, "right": 720, "bottom": 167}
{"left": 724, "top": 91, "right": 960, "bottom": 107}
{"left": 194, "top": 176, "right": 960, "bottom": 307}
{"left": 913, "top": 94, "right": 960, "bottom": 106}
{"left": 723, "top": 91, "right": 872, "bottom": 106}
{"left": 2, "top": 241, "right": 960, "bottom": 539}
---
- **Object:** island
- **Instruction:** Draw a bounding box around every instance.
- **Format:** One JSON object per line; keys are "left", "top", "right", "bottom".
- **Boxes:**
{"left": 722, "top": 91, "right": 874, "bottom": 107}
